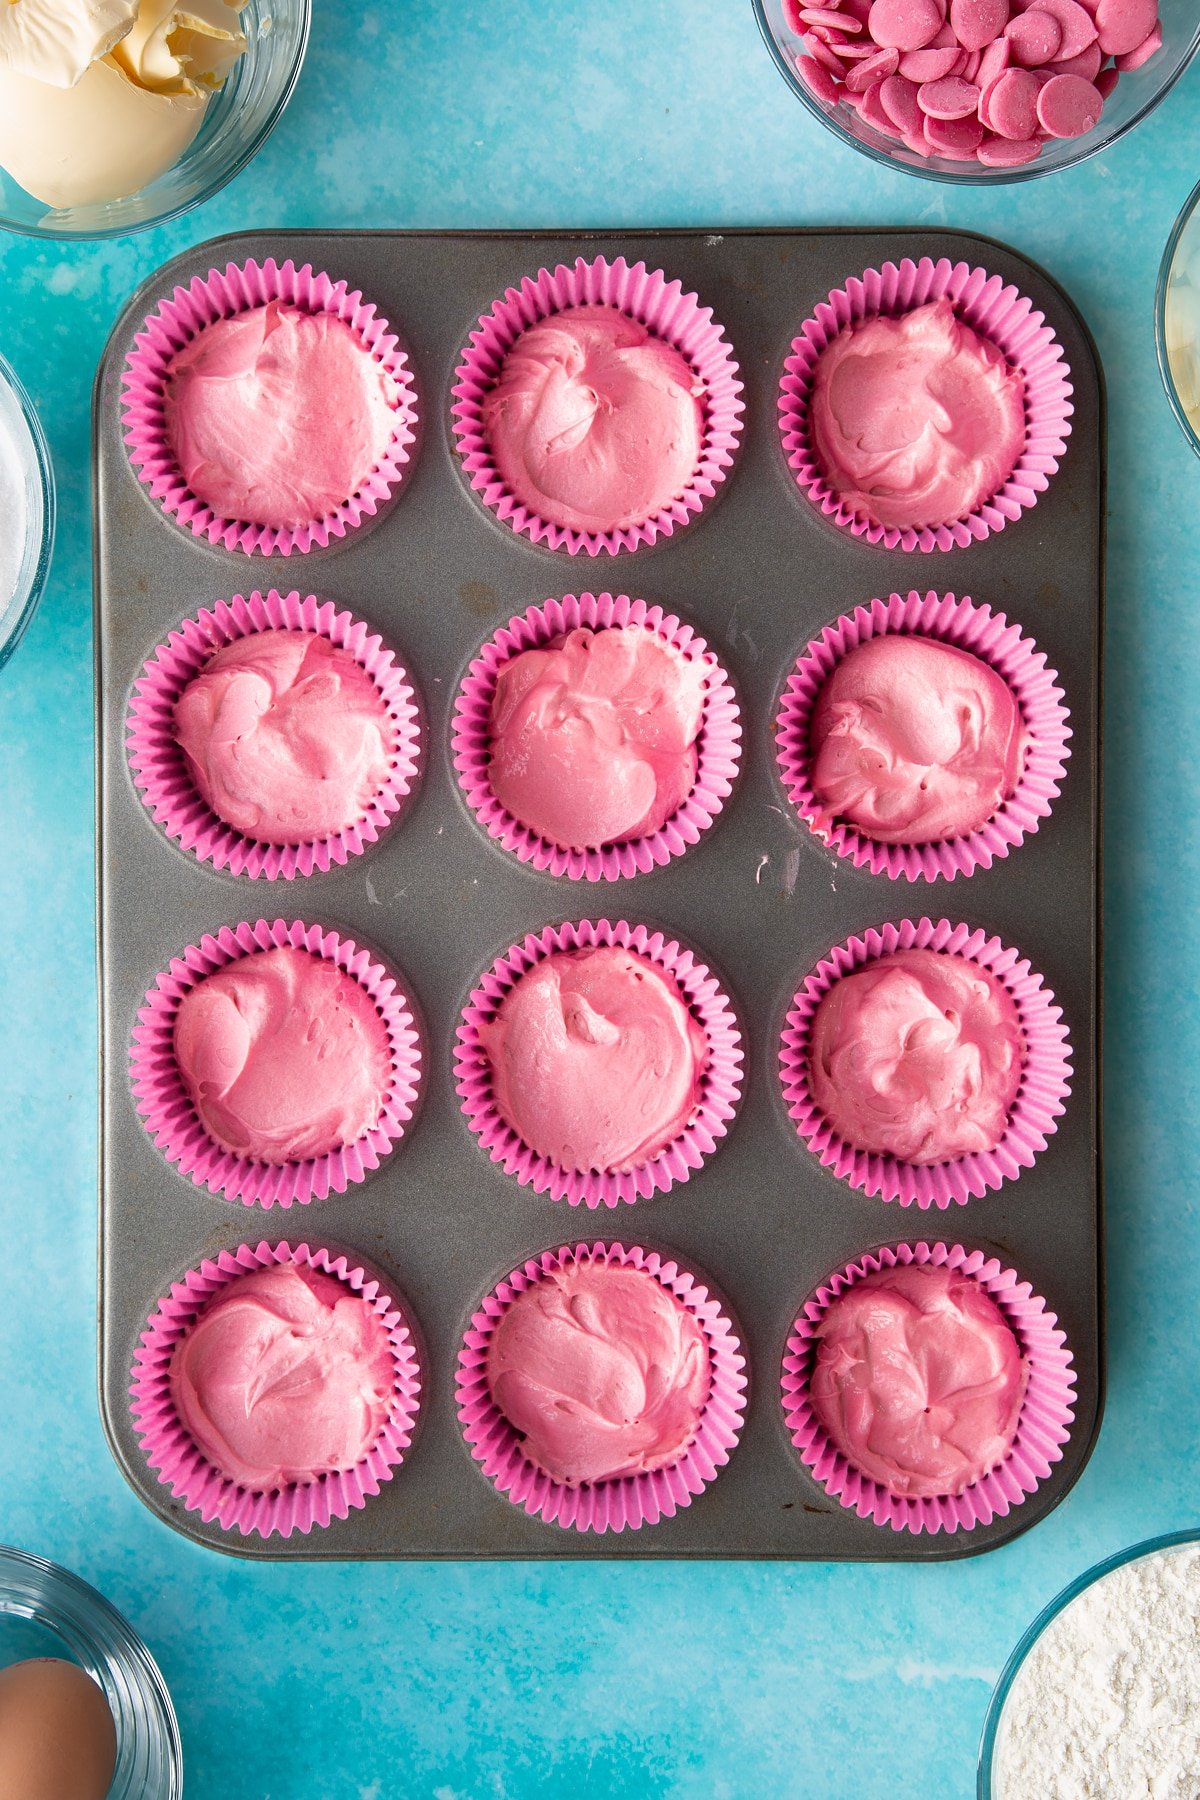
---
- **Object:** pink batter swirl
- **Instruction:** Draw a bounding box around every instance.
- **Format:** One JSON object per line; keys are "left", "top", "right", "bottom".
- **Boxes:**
{"left": 165, "top": 301, "right": 403, "bottom": 530}
{"left": 809, "top": 634, "right": 1028, "bottom": 846}
{"left": 810, "top": 1262, "right": 1028, "bottom": 1499}
{"left": 810, "top": 299, "right": 1026, "bottom": 531}
{"left": 482, "top": 304, "right": 704, "bottom": 533}
{"left": 488, "top": 626, "right": 707, "bottom": 850}
{"left": 809, "top": 947, "right": 1024, "bottom": 1164}
{"left": 169, "top": 1263, "right": 395, "bottom": 1492}
{"left": 173, "top": 630, "right": 396, "bottom": 845}
{"left": 486, "top": 1261, "right": 710, "bottom": 1486}
{"left": 479, "top": 945, "right": 708, "bottom": 1174}
{"left": 173, "top": 945, "right": 392, "bottom": 1164}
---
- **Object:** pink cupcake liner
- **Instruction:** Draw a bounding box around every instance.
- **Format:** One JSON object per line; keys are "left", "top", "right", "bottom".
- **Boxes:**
{"left": 126, "top": 590, "right": 422, "bottom": 881}
{"left": 456, "top": 1239, "right": 747, "bottom": 1534}
{"left": 120, "top": 257, "right": 418, "bottom": 557}
{"left": 779, "top": 916, "right": 1072, "bottom": 1207}
{"left": 455, "top": 917, "right": 743, "bottom": 1207}
{"left": 451, "top": 255, "right": 744, "bottom": 556}
{"left": 130, "top": 918, "right": 422, "bottom": 1207}
{"left": 778, "top": 256, "right": 1074, "bottom": 553}
{"left": 452, "top": 592, "right": 742, "bottom": 881}
{"left": 781, "top": 1238, "right": 1076, "bottom": 1536}
{"left": 130, "top": 1239, "right": 422, "bottom": 1539}
{"left": 774, "top": 591, "right": 1072, "bottom": 882}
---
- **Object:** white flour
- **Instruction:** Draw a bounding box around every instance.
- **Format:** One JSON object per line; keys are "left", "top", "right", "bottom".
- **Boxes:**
{"left": 993, "top": 1543, "right": 1200, "bottom": 1800}
{"left": 0, "top": 408, "right": 28, "bottom": 612}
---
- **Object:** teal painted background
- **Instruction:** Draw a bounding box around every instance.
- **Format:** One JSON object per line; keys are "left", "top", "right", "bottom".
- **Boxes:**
{"left": 1, "top": 3, "right": 1199, "bottom": 1795}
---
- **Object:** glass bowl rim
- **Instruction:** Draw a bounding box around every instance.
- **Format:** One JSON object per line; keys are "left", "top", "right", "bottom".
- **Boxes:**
{"left": 0, "top": 349, "right": 55, "bottom": 673}
{"left": 1155, "top": 171, "right": 1200, "bottom": 459}
{"left": 977, "top": 1525, "right": 1200, "bottom": 1797}
{"left": 750, "top": 0, "right": 1200, "bottom": 187}
{"left": 0, "top": 0, "right": 312, "bottom": 243}
{"left": 0, "top": 1540, "right": 182, "bottom": 1797}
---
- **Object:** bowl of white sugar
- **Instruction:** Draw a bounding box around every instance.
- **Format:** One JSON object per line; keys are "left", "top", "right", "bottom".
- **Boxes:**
{"left": 0, "top": 351, "right": 54, "bottom": 671}
{"left": 980, "top": 1528, "right": 1200, "bottom": 1800}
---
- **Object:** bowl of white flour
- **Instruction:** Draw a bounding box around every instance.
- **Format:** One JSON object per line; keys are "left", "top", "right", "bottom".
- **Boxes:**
{"left": 980, "top": 1529, "right": 1200, "bottom": 1800}
{"left": 0, "top": 351, "right": 54, "bottom": 672}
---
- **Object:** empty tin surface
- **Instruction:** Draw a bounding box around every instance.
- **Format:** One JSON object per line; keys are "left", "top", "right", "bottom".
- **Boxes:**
{"left": 94, "top": 228, "right": 1103, "bottom": 1560}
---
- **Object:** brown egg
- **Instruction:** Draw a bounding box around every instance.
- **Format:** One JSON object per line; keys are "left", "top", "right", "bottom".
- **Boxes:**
{"left": 0, "top": 1657, "right": 117, "bottom": 1800}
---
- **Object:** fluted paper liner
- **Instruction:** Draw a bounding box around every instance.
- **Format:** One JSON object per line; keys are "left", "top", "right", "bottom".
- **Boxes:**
{"left": 121, "top": 257, "right": 418, "bottom": 556}
{"left": 130, "top": 1239, "right": 421, "bottom": 1539}
{"left": 127, "top": 589, "right": 422, "bottom": 880}
{"left": 774, "top": 591, "right": 1071, "bottom": 882}
{"left": 778, "top": 256, "right": 1073, "bottom": 553}
{"left": 456, "top": 1239, "right": 747, "bottom": 1533}
{"left": 455, "top": 917, "right": 743, "bottom": 1207}
{"left": 451, "top": 255, "right": 744, "bottom": 555}
{"left": 779, "top": 917, "right": 1072, "bottom": 1206}
{"left": 453, "top": 592, "right": 742, "bottom": 881}
{"left": 130, "top": 918, "right": 422, "bottom": 1206}
{"left": 781, "top": 1239, "right": 1076, "bottom": 1535}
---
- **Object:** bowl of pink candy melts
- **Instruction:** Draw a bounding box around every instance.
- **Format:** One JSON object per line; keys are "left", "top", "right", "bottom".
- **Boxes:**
{"left": 754, "top": 0, "right": 1199, "bottom": 180}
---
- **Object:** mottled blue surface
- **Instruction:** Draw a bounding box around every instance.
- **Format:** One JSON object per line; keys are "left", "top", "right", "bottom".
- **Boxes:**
{"left": 1, "top": 4, "right": 1199, "bottom": 1796}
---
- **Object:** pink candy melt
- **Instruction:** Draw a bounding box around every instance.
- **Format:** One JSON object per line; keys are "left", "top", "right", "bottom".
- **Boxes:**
{"left": 1006, "top": 10, "right": 1062, "bottom": 66}
{"left": 1036, "top": 70, "right": 1104, "bottom": 133}
{"left": 809, "top": 1263, "right": 1029, "bottom": 1499}
{"left": 1095, "top": 0, "right": 1157, "bottom": 55}
{"left": 486, "top": 1262, "right": 710, "bottom": 1487}
{"left": 809, "top": 298, "right": 1026, "bottom": 533}
{"left": 165, "top": 302, "right": 402, "bottom": 531}
{"left": 787, "top": 0, "right": 1162, "bottom": 166}
{"left": 169, "top": 1264, "right": 395, "bottom": 1492}
{"left": 869, "top": 0, "right": 943, "bottom": 49}
{"left": 482, "top": 304, "right": 704, "bottom": 535}
{"left": 173, "top": 945, "right": 391, "bottom": 1164}
{"left": 809, "top": 634, "right": 1028, "bottom": 845}
{"left": 172, "top": 630, "right": 397, "bottom": 846}
{"left": 488, "top": 626, "right": 707, "bottom": 852}
{"left": 918, "top": 75, "right": 983, "bottom": 117}
{"left": 808, "top": 946, "right": 1025, "bottom": 1164}
{"left": 988, "top": 66, "right": 1044, "bottom": 135}
{"left": 479, "top": 945, "right": 708, "bottom": 1174}
{"left": 949, "top": 0, "right": 1009, "bottom": 53}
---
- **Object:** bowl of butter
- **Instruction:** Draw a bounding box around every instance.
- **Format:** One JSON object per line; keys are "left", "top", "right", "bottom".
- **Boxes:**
{"left": 0, "top": 0, "right": 309, "bottom": 238}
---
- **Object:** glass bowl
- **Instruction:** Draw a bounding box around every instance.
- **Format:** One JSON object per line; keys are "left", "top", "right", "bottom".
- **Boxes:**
{"left": 1157, "top": 174, "right": 1200, "bottom": 458}
{"left": 978, "top": 1526, "right": 1200, "bottom": 1797}
{"left": 0, "top": 1543, "right": 182, "bottom": 1798}
{"left": 0, "top": 0, "right": 309, "bottom": 240}
{"left": 0, "top": 351, "right": 55, "bottom": 672}
{"left": 752, "top": 0, "right": 1200, "bottom": 185}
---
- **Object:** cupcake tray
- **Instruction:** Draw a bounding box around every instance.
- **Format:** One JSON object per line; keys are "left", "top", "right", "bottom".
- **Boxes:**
{"left": 93, "top": 227, "right": 1103, "bottom": 1560}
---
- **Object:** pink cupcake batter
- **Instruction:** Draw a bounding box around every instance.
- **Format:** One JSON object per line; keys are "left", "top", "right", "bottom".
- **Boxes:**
{"left": 489, "top": 626, "right": 707, "bottom": 850}
{"left": 173, "top": 945, "right": 392, "bottom": 1164}
{"left": 809, "top": 299, "right": 1026, "bottom": 531}
{"left": 809, "top": 634, "right": 1027, "bottom": 845}
{"left": 169, "top": 1263, "right": 395, "bottom": 1491}
{"left": 486, "top": 1261, "right": 710, "bottom": 1486}
{"left": 481, "top": 304, "right": 704, "bottom": 533}
{"left": 809, "top": 1262, "right": 1028, "bottom": 1499}
{"left": 479, "top": 945, "right": 708, "bottom": 1174}
{"left": 172, "top": 630, "right": 397, "bottom": 845}
{"left": 809, "top": 947, "right": 1024, "bottom": 1163}
{"left": 165, "top": 301, "right": 403, "bottom": 530}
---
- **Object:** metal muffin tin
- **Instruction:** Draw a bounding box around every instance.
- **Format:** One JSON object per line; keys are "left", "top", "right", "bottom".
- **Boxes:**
{"left": 94, "top": 228, "right": 1104, "bottom": 1561}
